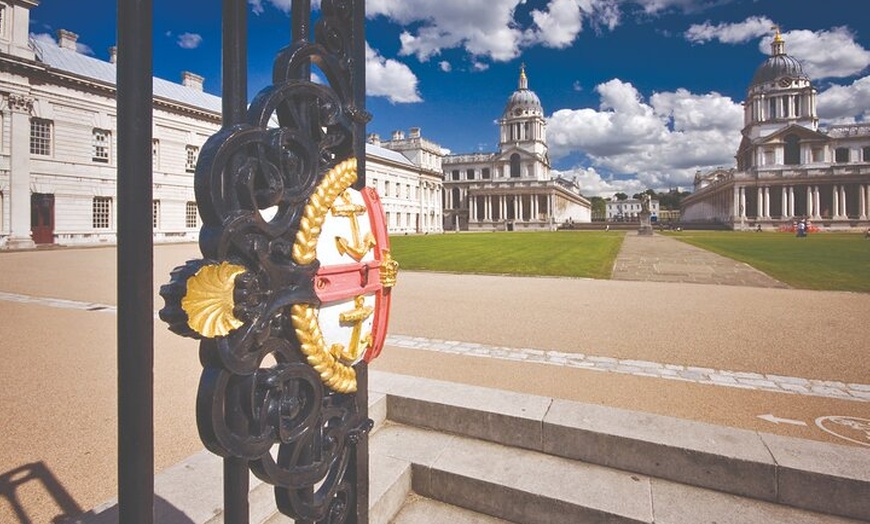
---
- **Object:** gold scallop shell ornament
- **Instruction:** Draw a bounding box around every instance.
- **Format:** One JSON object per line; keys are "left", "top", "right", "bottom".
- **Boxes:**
{"left": 181, "top": 261, "right": 247, "bottom": 338}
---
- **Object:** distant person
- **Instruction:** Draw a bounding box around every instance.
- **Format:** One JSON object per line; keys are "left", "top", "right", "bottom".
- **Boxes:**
{"left": 605, "top": 224, "right": 610, "bottom": 231}
{"left": 865, "top": 227, "right": 870, "bottom": 239}
{"left": 797, "top": 219, "right": 807, "bottom": 238}
{"left": 756, "top": 224, "right": 762, "bottom": 232}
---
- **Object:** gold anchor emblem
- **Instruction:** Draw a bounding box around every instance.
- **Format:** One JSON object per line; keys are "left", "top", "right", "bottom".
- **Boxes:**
{"left": 332, "top": 190, "right": 376, "bottom": 261}
{"left": 330, "top": 295, "right": 374, "bottom": 364}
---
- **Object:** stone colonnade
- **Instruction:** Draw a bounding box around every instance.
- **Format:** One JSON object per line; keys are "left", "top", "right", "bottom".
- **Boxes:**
{"left": 728, "top": 183, "right": 870, "bottom": 220}
{"left": 466, "top": 192, "right": 554, "bottom": 225}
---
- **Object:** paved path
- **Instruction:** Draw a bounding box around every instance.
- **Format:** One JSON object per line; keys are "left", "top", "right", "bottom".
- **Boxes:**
{"left": 612, "top": 232, "right": 789, "bottom": 288}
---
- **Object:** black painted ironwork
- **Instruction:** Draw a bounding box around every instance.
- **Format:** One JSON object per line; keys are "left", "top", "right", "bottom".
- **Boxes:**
{"left": 159, "top": 1, "right": 371, "bottom": 522}
{"left": 116, "top": 0, "right": 154, "bottom": 522}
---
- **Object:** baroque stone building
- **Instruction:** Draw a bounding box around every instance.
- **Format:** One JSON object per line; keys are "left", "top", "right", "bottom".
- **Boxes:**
{"left": 441, "top": 66, "right": 591, "bottom": 231}
{"left": 682, "top": 30, "right": 870, "bottom": 229}
{"left": 0, "top": 1, "right": 441, "bottom": 247}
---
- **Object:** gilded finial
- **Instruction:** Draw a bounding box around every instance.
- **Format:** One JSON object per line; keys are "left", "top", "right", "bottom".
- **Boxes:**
{"left": 518, "top": 62, "right": 528, "bottom": 90}
{"left": 770, "top": 24, "right": 785, "bottom": 55}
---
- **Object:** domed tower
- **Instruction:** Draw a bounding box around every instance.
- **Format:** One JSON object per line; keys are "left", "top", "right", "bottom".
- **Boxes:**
{"left": 499, "top": 65, "right": 549, "bottom": 173}
{"left": 743, "top": 27, "right": 818, "bottom": 141}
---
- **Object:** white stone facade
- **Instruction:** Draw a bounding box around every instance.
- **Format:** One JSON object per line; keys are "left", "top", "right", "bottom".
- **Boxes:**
{"left": 606, "top": 199, "right": 660, "bottom": 221}
{"left": 682, "top": 31, "right": 870, "bottom": 230}
{"left": 0, "top": 2, "right": 444, "bottom": 247}
{"left": 442, "top": 67, "right": 591, "bottom": 231}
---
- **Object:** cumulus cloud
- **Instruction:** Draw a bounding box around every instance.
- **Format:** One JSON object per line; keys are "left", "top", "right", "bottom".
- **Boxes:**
{"left": 817, "top": 76, "right": 870, "bottom": 123}
{"left": 554, "top": 166, "right": 648, "bottom": 197}
{"left": 547, "top": 79, "right": 743, "bottom": 189}
{"left": 685, "top": 16, "right": 773, "bottom": 44}
{"left": 177, "top": 33, "right": 203, "bottom": 50}
{"left": 439, "top": 61, "right": 452, "bottom": 73}
{"left": 762, "top": 28, "right": 870, "bottom": 80}
{"left": 248, "top": 0, "right": 293, "bottom": 14}
{"left": 365, "top": 43, "right": 422, "bottom": 103}
{"left": 634, "top": 0, "right": 736, "bottom": 14}
{"left": 369, "top": 0, "right": 623, "bottom": 65}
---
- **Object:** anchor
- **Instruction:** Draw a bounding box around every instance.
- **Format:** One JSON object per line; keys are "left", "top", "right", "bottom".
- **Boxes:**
{"left": 333, "top": 190, "right": 376, "bottom": 261}
{"left": 330, "top": 295, "right": 374, "bottom": 364}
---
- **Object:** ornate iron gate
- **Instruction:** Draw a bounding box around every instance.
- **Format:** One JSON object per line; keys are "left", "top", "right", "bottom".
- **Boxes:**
{"left": 118, "top": 1, "right": 381, "bottom": 522}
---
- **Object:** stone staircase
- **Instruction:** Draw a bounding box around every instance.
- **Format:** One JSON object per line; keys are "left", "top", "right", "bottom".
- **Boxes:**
{"left": 78, "top": 371, "right": 870, "bottom": 523}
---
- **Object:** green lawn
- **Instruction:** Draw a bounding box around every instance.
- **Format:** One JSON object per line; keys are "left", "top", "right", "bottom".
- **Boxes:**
{"left": 388, "top": 231, "right": 624, "bottom": 280}
{"left": 667, "top": 231, "right": 870, "bottom": 292}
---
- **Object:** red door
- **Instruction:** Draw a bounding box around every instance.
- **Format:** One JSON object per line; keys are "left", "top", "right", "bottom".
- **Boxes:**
{"left": 31, "top": 193, "right": 55, "bottom": 244}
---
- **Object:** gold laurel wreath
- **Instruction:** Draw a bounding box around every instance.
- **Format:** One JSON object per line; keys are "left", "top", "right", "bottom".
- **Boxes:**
{"left": 291, "top": 158, "right": 359, "bottom": 393}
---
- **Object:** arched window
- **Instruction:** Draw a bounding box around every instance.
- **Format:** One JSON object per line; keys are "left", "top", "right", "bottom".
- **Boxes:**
{"left": 452, "top": 187, "right": 461, "bottom": 209}
{"left": 862, "top": 146, "right": 870, "bottom": 162}
{"left": 510, "top": 154, "right": 521, "bottom": 178}
{"left": 784, "top": 134, "right": 800, "bottom": 165}
{"left": 768, "top": 97, "right": 777, "bottom": 120}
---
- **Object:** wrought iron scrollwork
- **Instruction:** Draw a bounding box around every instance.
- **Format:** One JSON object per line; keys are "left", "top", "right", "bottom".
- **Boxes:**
{"left": 159, "top": 1, "right": 371, "bottom": 521}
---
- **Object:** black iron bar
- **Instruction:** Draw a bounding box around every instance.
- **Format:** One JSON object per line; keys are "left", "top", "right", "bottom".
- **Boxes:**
{"left": 351, "top": 0, "right": 366, "bottom": 190}
{"left": 292, "top": 0, "right": 311, "bottom": 81}
{"left": 116, "top": 0, "right": 154, "bottom": 522}
{"left": 221, "top": 1, "right": 251, "bottom": 523}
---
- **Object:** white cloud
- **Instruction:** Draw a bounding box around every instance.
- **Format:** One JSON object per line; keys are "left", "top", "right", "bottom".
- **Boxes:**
{"left": 554, "top": 166, "right": 647, "bottom": 197}
{"left": 365, "top": 43, "right": 422, "bottom": 103}
{"left": 248, "top": 0, "right": 292, "bottom": 14}
{"left": 525, "top": 0, "right": 585, "bottom": 49}
{"left": 548, "top": 79, "right": 743, "bottom": 189}
{"left": 762, "top": 28, "right": 870, "bottom": 80}
{"left": 685, "top": 16, "right": 773, "bottom": 44}
{"left": 439, "top": 61, "right": 452, "bottom": 73}
{"left": 177, "top": 33, "right": 203, "bottom": 50}
{"left": 370, "top": 0, "right": 622, "bottom": 65}
{"left": 634, "top": 0, "right": 735, "bottom": 14}
{"left": 817, "top": 76, "right": 870, "bottom": 123}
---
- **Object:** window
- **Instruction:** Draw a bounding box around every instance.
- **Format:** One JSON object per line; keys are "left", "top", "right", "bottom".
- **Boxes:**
{"left": 185, "top": 145, "right": 199, "bottom": 172}
{"left": 784, "top": 134, "right": 800, "bottom": 165}
{"left": 811, "top": 148, "right": 824, "bottom": 163}
{"left": 30, "top": 118, "right": 52, "bottom": 156}
{"left": 768, "top": 97, "right": 777, "bottom": 120}
{"left": 451, "top": 170, "right": 460, "bottom": 181}
{"left": 0, "top": 6, "right": 6, "bottom": 39}
{"left": 405, "top": 184, "right": 410, "bottom": 199}
{"left": 152, "top": 200, "right": 160, "bottom": 229}
{"left": 186, "top": 201, "right": 198, "bottom": 228}
{"left": 835, "top": 147, "right": 849, "bottom": 163}
{"left": 152, "top": 139, "right": 160, "bottom": 169}
{"left": 482, "top": 168, "right": 490, "bottom": 179}
{"left": 466, "top": 169, "right": 475, "bottom": 180}
{"left": 510, "top": 154, "right": 521, "bottom": 178}
{"left": 93, "top": 129, "right": 111, "bottom": 163}
{"left": 384, "top": 180, "right": 390, "bottom": 196}
{"left": 394, "top": 183, "right": 400, "bottom": 198}
{"left": 862, "top": 146, "right": 870, "bottom": 163}
{"left": 93, "top": 197, "right": 112, "bottom": 229}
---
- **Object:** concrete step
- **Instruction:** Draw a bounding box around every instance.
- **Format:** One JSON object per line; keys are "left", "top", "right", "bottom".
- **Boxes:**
{"left": 390, "top": 494, "right": 515, "bottom": 523}
{"left": 370, "top": 370, "right": 870, "bottom": 522}
{"left": 372, "top": 422, "right": 863, "bottom": 524}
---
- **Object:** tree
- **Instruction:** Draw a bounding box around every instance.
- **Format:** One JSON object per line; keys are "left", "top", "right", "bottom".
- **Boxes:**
{"left": 589, "top": 196, "right": 606, "bottom": 220}
{"left": 613, "top": 192, "right": 628, "bottom": 201}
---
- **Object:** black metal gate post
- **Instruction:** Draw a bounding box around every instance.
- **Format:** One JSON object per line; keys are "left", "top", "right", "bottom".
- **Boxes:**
{"left": 116, "top": 0, "right": 154, "bottom": 522}
{"left": 160, "top": 0, "right": 377, "bottom": 522}
{"left": 221, "top": 1, "right": 251, "bottom": 522}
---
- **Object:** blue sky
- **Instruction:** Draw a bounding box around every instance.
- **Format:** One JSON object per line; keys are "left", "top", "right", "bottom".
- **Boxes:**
{"left": 29, "top": 0, "right": 870, "bottom": 196}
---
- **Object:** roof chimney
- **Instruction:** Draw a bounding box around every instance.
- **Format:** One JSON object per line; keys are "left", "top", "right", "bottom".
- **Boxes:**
{"left": 181, "top": 71, "right": 204, "bottom": 91}
{"left": 367, "top": 133, "right": 381, "bottom": 146}
{"left": 391, "top": 130, "right": 405, "bottom": 141}
{"left": 109, "top": 46, "right": 117, "bottom": 64}
{"left": 57, "top": 29, "right": 79, "bottom": 51}
{"left": 409, "top": 127, "right": 421, "bottom": 138}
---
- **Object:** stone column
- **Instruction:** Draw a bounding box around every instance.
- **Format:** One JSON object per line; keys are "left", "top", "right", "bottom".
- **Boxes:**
{"left": 6, "top": 94, "right": 36, "bottom": 248}
{"left": 756, "top": 187, "right": 763, "bottom": 218}
{"left": 788, "top": 186, "right": 795, "bottom": 218}
{"left": 531, "top": 194, "right": 538, "bottom": 221}
{"left": 832, "top": 185, "right": 840, "bottom": 219}
{"left": 806, "top": 186, "right": 813, "bottom": 218}
{"left": 781, "top": 187, "right": 788, "bottom": 219}
{"left": 860, "top": 185, "right": 867, "bottom": 220}
{"left": 732, "top": 186, "right": 739, "bottom": 218}
{"left": 469, "top": 195, "right": 476, "bottom": 223}
{"left": 840, "top": 185, "right": 847, "bottom": 219}
{"left": 740, "top": 187, "right": 747, "bottom": 218}
{"left": 813, "top": 186, "right": 821, "bottom": 220}
{"left": 764, "top": 186, "right": 771, "bottom": 218}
